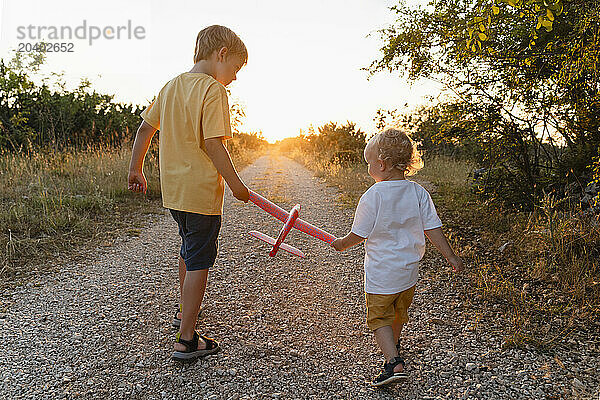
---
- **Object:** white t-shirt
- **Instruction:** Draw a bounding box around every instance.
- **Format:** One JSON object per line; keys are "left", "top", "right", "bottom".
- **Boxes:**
{"left": 351, "top": 180, "right": 443, "bottom": 294}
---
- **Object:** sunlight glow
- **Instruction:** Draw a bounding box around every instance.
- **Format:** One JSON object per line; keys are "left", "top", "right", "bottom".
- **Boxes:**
{"left": 0, "top": 0, "right": 436, "bottom": 143}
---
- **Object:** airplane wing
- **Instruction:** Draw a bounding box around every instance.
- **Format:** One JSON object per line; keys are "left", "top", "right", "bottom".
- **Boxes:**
{"left": 293, "top": 218, "right": 335, "bottom": 244}
{"left": 248, "top": 190, "right": 336, "bottom": 244}
{"left": 248, "top": 190, "right": 289, "bottom": 223}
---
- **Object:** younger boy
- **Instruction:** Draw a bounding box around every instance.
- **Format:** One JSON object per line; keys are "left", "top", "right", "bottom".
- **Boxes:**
{"left": 332, "top": 128, "right": 464, "bottom": 386}
{"left": 127, "top": 25, "right": 250, "bottom": 362}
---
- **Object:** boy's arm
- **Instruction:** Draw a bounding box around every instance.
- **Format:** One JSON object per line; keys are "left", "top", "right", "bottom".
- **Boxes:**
{"left": 204, "top": 137, "right": 249, "bottom": 202}
{"left": 128, "top": 121, "right": 157, "bottom": 194}
{"left": 424, "top": 227, "right": 464, "bottom": 272}
{"left": 332, "top": 232, "right": 365, "bottom": 251}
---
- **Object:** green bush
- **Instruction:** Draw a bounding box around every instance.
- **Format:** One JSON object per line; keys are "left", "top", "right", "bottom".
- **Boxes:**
{"left": 370, "top": 0, "right": 600, "bottom": 210}
{"left": 287, "top": 121, "right": 366, "bottom": 162}
{"left": 0, "top": 53, "right": 142, "bottom": 152}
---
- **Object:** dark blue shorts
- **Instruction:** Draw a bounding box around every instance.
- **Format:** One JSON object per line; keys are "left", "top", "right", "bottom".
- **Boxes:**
{"left": 169, "top": 209, "right": 221, "bottom": 271}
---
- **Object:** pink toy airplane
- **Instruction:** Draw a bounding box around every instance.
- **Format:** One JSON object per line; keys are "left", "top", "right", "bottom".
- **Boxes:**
{"left": 248, "top": 190, "right": 335, "bottom": 258}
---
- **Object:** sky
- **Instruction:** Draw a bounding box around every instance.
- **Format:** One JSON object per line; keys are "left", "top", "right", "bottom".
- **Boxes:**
{"left": 0, "top": 0, "right": 440, "bottom": 142}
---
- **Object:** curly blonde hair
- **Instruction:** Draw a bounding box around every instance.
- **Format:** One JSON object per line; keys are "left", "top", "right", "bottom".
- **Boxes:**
{"left": 193, "top": 25, "right": 248, "bottom": 64}
{"left": 368, "top": 128, "right": 423, "bottom": 176}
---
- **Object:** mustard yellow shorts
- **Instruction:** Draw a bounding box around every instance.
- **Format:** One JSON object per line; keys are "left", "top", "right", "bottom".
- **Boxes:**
{"left": 365, "top": 285, "right": 416, "bottom": 331}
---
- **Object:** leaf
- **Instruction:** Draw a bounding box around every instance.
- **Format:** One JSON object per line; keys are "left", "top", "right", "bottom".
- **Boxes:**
{"left": 471, "top": 40, "right": 481, "bottom": 52}
{"left": 492, "top": 5, "right": 500, "bottom": 14}
{"left": 549, "top": 2, "right": 564, "bottom": 16}
{"left": 479, "top": 23, "right": 486, "bottom": 32}
{"left": 556, "top": 3, "right": 563, "bottom": 16}
{"left": 479, "top": 32, "right": 489, "bottom": 41}
{"left": 542, "top": 19, "right": 554, "bottom": 31}
{"left": 546, "top": 9, "right": 554, "bottom": 21}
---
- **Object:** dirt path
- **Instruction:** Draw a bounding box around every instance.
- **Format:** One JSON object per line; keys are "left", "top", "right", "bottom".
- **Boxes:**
{"left": 0, "top": 155, "right": 596, "bottom": 399}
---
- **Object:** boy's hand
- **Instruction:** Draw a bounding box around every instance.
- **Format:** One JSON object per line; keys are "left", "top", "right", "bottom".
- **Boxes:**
{"left": 233, "top": 185, "right": 250, "bottom": 203}
{"left": 332, "top": 238, "right": 344, "bottom": 251}
{"left": 128, "top": 170, "right": 147, "bottom": 194}
{"left": 449, "top": 255, "right": 464, "bottom": 272}
{"left": 128, "top": 121, "right": 156, "bottom": 195}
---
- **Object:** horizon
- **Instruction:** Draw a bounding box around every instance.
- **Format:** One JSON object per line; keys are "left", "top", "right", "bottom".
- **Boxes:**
{"left": 0, "top": 0, "right": 439, "bottom": 142}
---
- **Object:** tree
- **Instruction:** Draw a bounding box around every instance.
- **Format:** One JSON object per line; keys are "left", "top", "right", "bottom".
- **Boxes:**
{"left": 370, "top": 0, "right": 600, "bottom": 208}
{"left": 0, "top": 51, "right": 145, "bottom": 151}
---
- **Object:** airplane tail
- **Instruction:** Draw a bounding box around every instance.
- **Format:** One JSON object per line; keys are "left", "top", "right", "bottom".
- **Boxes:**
{"left": 249, "top": 231, "right": 306, "bottom": 258}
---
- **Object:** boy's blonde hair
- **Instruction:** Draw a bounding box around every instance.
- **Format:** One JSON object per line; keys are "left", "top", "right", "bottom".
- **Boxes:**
{"left": 368, "top": 128, "right": 423, "bottom": 176}
{"left": 193, "top": 25, "right": 248, "bottom": 64}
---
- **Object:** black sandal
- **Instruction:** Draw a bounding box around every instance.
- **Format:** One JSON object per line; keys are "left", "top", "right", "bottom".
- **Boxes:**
{"left": 371, "top": 356, "right": 408, "bottom": 387}
{"left": 171, "top": 306, "right": 202, "bottom": 328}
{"left": 172, "top": 331, "right": 220, "bottom": 362}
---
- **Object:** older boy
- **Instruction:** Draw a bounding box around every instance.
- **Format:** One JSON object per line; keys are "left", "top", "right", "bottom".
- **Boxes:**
{"left": 332, "top": 129, "right": 464, "bottom": 386}
{"left": 128, "top": 25, "right": 250, "bottom": 362}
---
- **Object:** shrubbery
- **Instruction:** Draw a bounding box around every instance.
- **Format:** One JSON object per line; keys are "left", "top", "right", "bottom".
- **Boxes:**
{"left": 278, "top": 121, "right": 366, "bottom": 165}
{"left": 370, "top": 0, "right": 600, "bottom": 211}
{"left": 0, "top": 53, "right": 142, "bottom": 152}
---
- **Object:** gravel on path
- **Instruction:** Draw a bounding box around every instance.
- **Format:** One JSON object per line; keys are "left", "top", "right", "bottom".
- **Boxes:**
{"left": 1, "top": 155, "right": 598, "bottom": 399}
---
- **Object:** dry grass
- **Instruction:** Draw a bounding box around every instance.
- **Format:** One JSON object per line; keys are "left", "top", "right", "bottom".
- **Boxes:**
{"left": 0, "top": 145, "right": 162, "bottom": 283}
{"left": 0, "top": 140, "right": 264, "bottom": 285}
{"left": 227, "top": 131, "right": 270, "bottom": 171}
{"left": 415, "top": 156, "right": 599, "bottom": 349}
{"left": 287, "top": 150, "right": 600, "bottom": 349}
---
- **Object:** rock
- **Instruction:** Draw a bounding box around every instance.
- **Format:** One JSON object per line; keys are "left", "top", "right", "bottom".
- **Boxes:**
{"left": 466, "top": 362, "right": 478, "bottom": 372}
{"left": 498, "top": 242, "right": 511, "bottom": 253}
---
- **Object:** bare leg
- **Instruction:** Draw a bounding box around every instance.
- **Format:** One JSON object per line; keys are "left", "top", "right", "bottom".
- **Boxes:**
{"left": 374, "top": 326, "right": 398, "bottom": 361}
{"left": 374, "top": 326, "right": 404, "bottom": 373}
{"left": 392, "top": 316, "right": 404, "bottom": 344}
{"left": 176, "top": 256, "right": 186, "bottom": 319}
{"left": 174, "top": 269, "right": 208, "bottom": 351}
{"left": 178, "top": 256, "right": 186, "bottom": 299}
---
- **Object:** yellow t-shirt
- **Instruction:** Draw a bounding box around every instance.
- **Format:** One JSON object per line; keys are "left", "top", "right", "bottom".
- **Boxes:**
{"left": 140, "top": 72, "right": 232, "bottom": 215}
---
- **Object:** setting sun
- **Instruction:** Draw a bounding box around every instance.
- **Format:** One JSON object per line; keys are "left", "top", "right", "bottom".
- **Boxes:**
{"left": 0, "top": 0, "right": 436, "bottom": 143}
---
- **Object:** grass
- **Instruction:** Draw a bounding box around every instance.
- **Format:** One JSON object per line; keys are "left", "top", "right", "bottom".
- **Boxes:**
{"left": 0, "top": 145, "right": 162, "bottom": 283}
{"left": 0, "top": 138, "right": 265, "bottom": 285}
{"left": 285, "top": 148, "right": 600, "bottom": 350}
{"left": 415, "top": 157, "right": 599, "bottom": 349}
